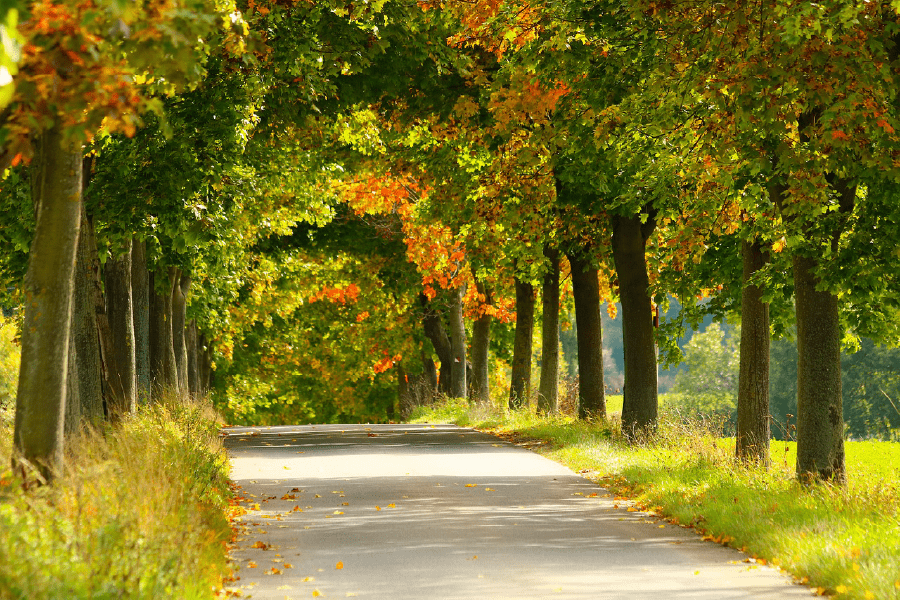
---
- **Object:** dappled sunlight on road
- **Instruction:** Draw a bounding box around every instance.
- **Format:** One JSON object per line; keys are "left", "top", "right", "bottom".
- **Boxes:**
{"left": 223, "top": 424, "right": 815, "bottom": 600}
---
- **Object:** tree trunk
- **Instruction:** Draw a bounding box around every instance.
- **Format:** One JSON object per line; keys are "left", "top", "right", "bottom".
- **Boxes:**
{"left": 64, "top": 325, "right": 82, "bottom": 436}
{"left": 198, "top": 333, "right": 213, "bottom": 394}
{"left": 13, "top": 124, "right": 82, "bottom": 482}
{"left": 612, "top": 212, "right": 658, "bottom": 436}
{"left": 421, "top": 293, "right": 453, "bottom": 396}
{"left": 793, "top": 254, "right": 845, "bottom": 483}
{"left": 509, "top": 276, "right": 535, "bottom": 409}
{"left": 449, "top": 285, "right": 467, "bottom": 399}
{"left": 187, "top": 320, "right": 200, "bottom": 396}
{"left": 149, "top": 267, "right": 178, "bottom": 395}
{"left": 104, "top": 239, "right": 137, "bottom": 416}
{"left": 69, "top": 204, "right": 105, "bottom": 427}
{"left": 736, "top": 238, "right": 770, "bottom": 464}
{"left": 172, "top": 272, "right": 190, "bottom": 396}
{"left": 421, "top": 348, "right": 438, "bottom": 397}
{"left": 131, "top": 238, "right": 151, "bottom": 404}
{"left": 538, "top": 248, "right": 560, "bottom": 413}
{"left": 470, "top": 278, "right": 493, "bottom": 403}
{"left": 568, "top": 250, "right": 605, "bottom": 420}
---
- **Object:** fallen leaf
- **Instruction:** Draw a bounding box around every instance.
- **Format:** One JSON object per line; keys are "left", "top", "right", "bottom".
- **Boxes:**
{"left": 336, "top": 561, "right": 344, "bottom": 570}
{"left": 302, "top": 576, "right": 315, "bottom": 582}
{"left": 465, "top": 484, "right": 477, "bottom": 488}
{"left": 387, "top": 503, "right": 395, "bottom": 508}
{"left": 375, "top": 506, "right": 381, "bottom": 511}
{"left": 265, "top": 567, "right": 282, "bottom": 575}
{"left": 247, "top": 561, "right": 257, "bottom": 568}
{"left": 292, "top": 506, "right": 303, "bottom": 512}
{"left": 252, "top": 541, "right": 270, "bottom": 550}
{"left": 333, "top": 510, "right": 344, "bottom": 515}
{"left": 312, "top": 590, "right": 322, "bottom": 597}
{"left": 284, "top": 563, "right": 293, "bottom": 569}
{"left": 282, "top": 494, "right": 297, "bottom": 500}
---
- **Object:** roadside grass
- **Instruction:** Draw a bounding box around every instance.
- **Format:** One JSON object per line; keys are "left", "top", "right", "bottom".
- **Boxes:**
{"left": 0, "top": 396, "right": 234, "bottom": 599}
{"left": 410, "top": 399, "right": 900, "bottom": 600}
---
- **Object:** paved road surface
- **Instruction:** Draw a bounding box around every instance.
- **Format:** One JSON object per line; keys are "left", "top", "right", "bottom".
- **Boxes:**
{"left": 223, "top": 423, "right": 814, "bottom": 599}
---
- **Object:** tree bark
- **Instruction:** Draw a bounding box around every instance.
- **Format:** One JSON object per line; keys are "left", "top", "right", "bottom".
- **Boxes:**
{"left": 131, "top": 238, "right": 151, "bottom": 404}
{"left": 104, "top": 239, "right": 137, "bottom": 415}
{"left": 13, "top": 124, "right": 82, "bottom": 482}
{"left": 568, "top": 250, "right": 605, "bottom": 420}
{"left": 187, "top": 319, "right": 200, "bottom": 396}
{"left": 149, "top": 267, "right": 178, "bottom": 394}
{"left": 736, "top": 238, "right": 770, "bottom": 464}
{"left": 793, "top": 254, "right": 845, "bottom": 483}
{"left": 470, "top": 278, "right": 493, "bottom": 403}
{"left": 612, "top": 212, "right": 658, "bottom": 436}
{"left": 509, "top": 276, "right": 535, "bottom": 409}
{"left": 69, "top": 204, "right": 105, "bottom": 427}
{"left": 421, "top": 293, "right": 453, "bottom": 396}
{"left": 198, "top": 333, "right": 213, "bottom": 393}
{"left": 421, "top": 348, "right": 438, "bottom": 397}
{"left": 538, "top": 248, "right": 560, "bottom": 413}
{"left": 172, "top": 271, "right": 190, "bottom": 396}
{"left": 449, "top": 285, "right": 467, "bottom": 399}
{"left": 64, "top": 325, "right": 82, "bottom": 436}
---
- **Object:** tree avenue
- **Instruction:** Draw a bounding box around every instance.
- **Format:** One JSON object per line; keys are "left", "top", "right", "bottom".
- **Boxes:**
{"left": 2, "top": 0, "right": 900, "bottom": 486}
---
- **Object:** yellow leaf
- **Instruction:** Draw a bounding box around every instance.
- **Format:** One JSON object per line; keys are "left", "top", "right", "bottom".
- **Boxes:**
{"left": 375, "top": 506, "right": 381, "bottom": 511}
{"left": 333, "top": 510, "right": 344, "bottom": 515}
{"left": 302, "top": 576, "right": 315, "bottom": 582}
{"left": 835, "top": 585, "right": 848, "bottom": 594}
{"left": 248, "top": 561, "right": 258, "bottom": 568}
{"left": 387, "top": 503, "right": 396, "bottom": 508}
{"left": 465, "top": 484, "right": 477, "bottom": 488}
{"left": 336, "top": 561, "right": 344, "bottom": 570}
{"left": 312, "top": 590, "right": 322, "bottom": 597}
{"left": 284, "top": 563, "right": 293, "bottom": 569}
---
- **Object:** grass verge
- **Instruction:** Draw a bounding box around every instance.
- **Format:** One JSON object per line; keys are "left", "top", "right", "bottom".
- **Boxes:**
{"left": 410, "top": 399, "right": 900, "bottom": 600}
{"left": 0, "top": 398, "right": 234, "bottom": 599}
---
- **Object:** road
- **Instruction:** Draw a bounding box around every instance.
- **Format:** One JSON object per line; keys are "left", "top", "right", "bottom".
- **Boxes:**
{"left": 223, "top": 423, "right": 814, "bottom": 600}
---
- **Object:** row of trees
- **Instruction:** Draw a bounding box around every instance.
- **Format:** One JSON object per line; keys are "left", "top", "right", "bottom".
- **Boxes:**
{"left": 4, "top": 1, "right": 900, "bottom": 487}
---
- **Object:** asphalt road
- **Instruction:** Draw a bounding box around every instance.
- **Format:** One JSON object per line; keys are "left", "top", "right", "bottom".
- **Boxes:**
{"left": 222, "top": 423, "right": 815, "bottom": 600}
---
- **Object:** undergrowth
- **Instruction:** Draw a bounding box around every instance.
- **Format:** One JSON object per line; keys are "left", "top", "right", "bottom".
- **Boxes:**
{"left": 410, "top": 399, "right": 900, "bottom": 600}
{"left": 0, "top": 397, "right": 233, "bottom": 599}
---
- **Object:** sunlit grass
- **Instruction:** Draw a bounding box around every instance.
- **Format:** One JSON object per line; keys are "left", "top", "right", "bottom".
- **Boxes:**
{"left": 410, "top": 399, "right": 900, "bottom": 600}
{"left": 0, "top": 396, "right": 233, "bottom": 599}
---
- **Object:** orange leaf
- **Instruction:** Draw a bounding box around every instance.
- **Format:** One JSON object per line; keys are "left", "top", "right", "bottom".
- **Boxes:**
{"left": 336, "top": 561, "right": 344, "bottom": 570}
